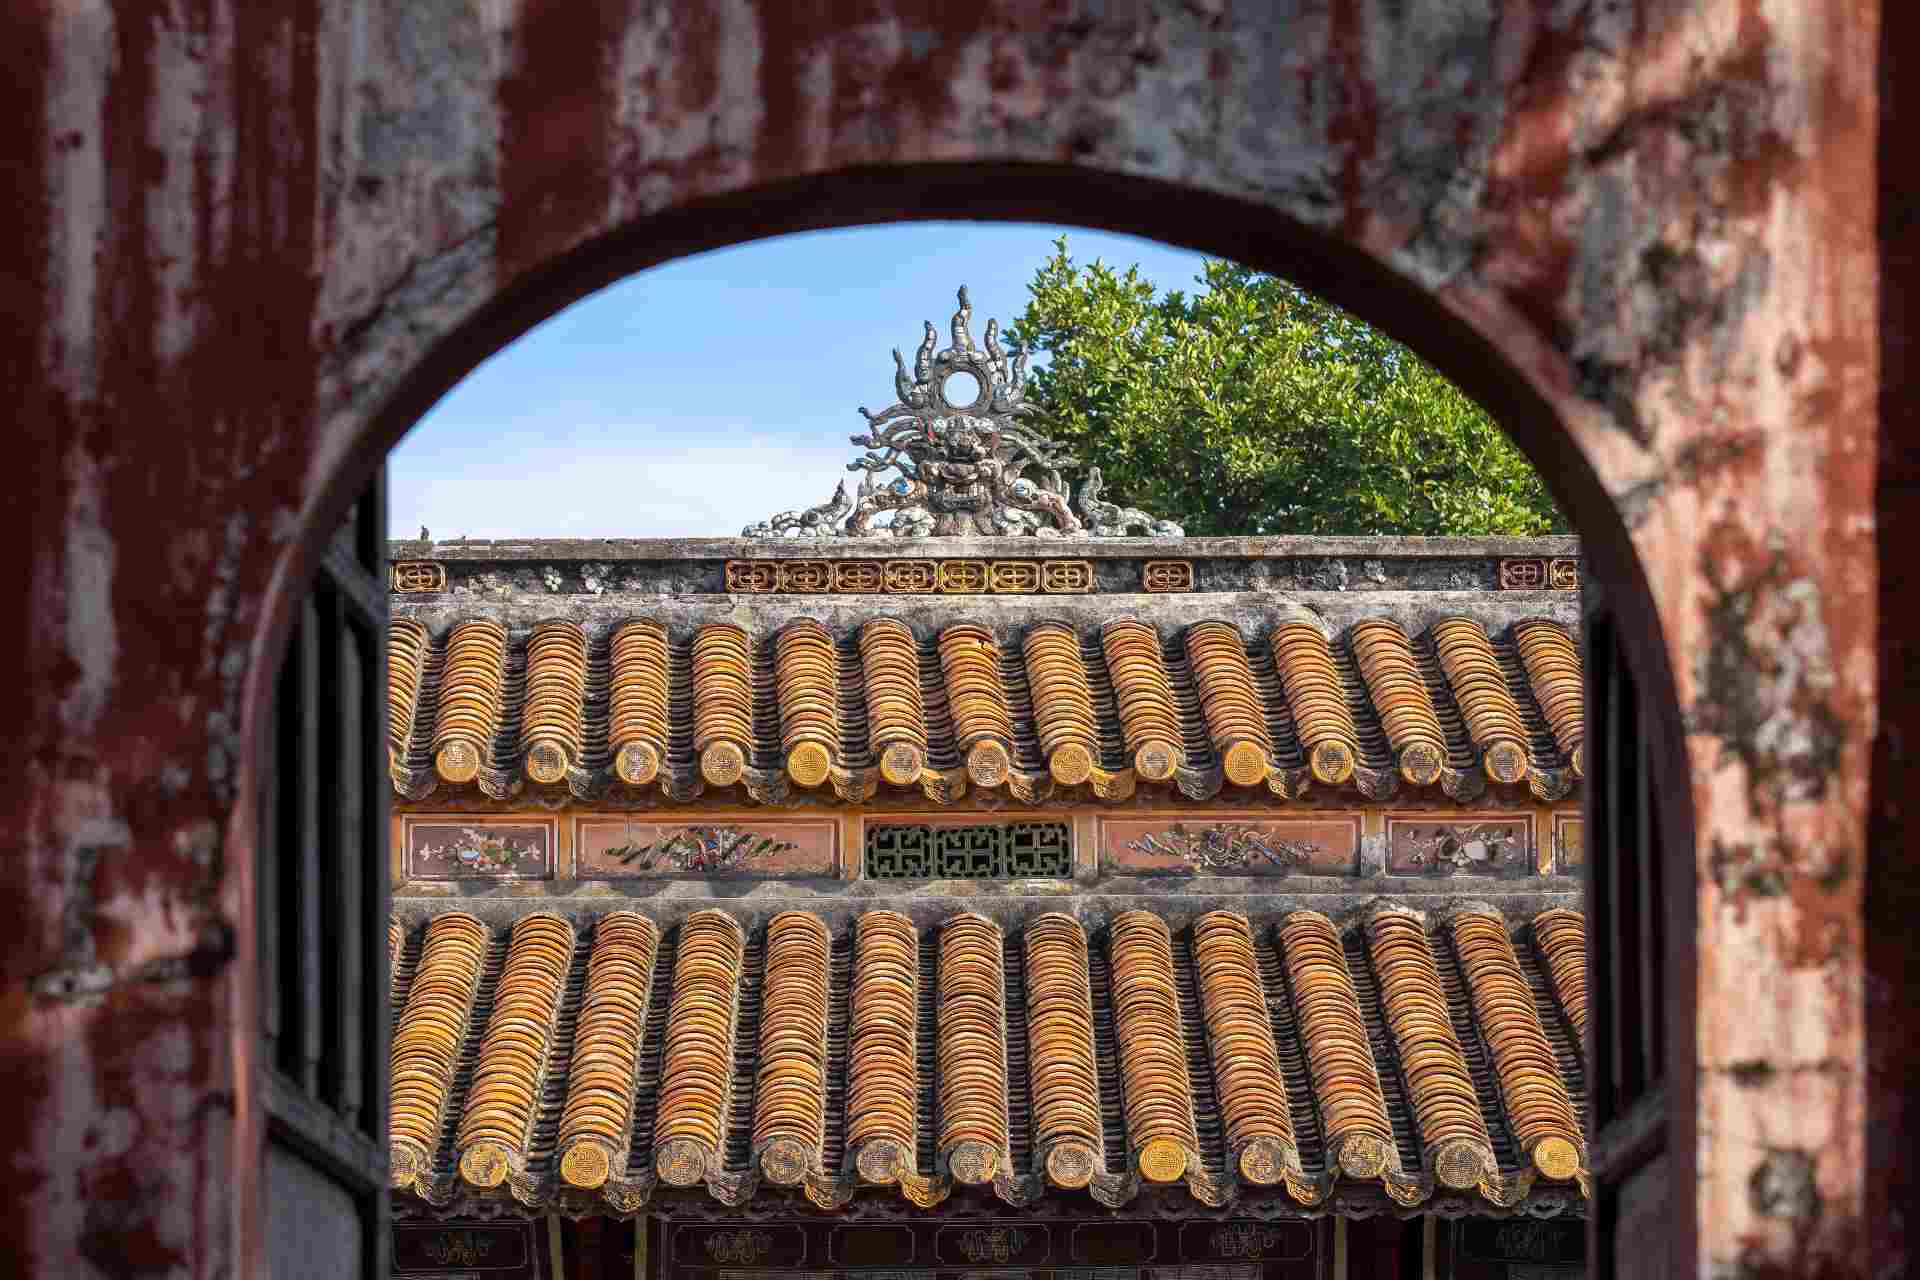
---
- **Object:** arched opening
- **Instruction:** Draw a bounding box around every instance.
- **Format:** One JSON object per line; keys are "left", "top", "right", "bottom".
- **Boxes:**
{"left": 270, "top": 165, "right": 1690, "bottom": 810}
{"left": 239, "top": 168, "right": 1694, "bottom": 1279}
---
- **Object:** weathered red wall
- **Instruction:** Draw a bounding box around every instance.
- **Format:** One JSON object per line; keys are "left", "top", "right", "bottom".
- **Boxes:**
{"left": 0, "top": 2, "right": 1889, "bottom": 1276}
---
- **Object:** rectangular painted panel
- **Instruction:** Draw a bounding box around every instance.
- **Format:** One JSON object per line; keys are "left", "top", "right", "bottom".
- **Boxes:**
{"left": 1099, "top": 815, "right": 1360, "bottom": 876}
{"left": 393, "top": 1220, "right": 547, "bottom": 1277}
{"left": 403, "top": 820, "right": 553, "bottom": 880}
{"left": 576, "top": 818, "right": 838, "bottom": 878}
{"left": 1384, "top": 817, "right": 1534, "bottom": 877}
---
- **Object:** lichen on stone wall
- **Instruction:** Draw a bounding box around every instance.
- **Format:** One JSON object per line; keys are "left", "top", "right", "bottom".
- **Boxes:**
{"left": 1690, "top": 547, "right": 1844, "bottom": 815}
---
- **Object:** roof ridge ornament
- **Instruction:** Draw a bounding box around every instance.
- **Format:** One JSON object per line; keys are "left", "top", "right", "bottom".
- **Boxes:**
{"left": 743, "top": 287, "right": 1183, "bottom": 540}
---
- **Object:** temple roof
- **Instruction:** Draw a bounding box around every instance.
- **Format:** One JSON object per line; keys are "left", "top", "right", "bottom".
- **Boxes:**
{"left": 387, "top": 901, "right": 1589, "bottom": 1220}
{"left": 386, "top": 592, "right": 1585, "bottom": 809}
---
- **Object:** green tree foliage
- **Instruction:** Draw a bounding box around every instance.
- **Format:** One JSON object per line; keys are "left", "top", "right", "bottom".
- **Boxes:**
{"left": 1004, "top": 240, "right": 1568, "bottom": 537}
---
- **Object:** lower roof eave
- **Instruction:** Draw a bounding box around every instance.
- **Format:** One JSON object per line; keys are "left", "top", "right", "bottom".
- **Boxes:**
{"left": 391, "top": 1180, "right": 1588, "bottom": 1223}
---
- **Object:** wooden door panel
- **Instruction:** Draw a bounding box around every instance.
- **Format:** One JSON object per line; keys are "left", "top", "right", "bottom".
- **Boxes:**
{"left": 1584, "top": 601, "right": 1682, "bottom": 1277}
{"left": 258, "top": 476, "right": 391, "bottom": 1278}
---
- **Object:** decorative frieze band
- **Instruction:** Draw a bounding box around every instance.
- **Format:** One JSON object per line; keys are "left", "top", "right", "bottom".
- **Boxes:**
{"left": 724, "top": 558, "right": 1094, "bottom": 595}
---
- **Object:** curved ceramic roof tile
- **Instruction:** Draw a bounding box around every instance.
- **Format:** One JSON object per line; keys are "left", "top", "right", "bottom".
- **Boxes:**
{"left": 936, "top": 624, "right": 1016, "bottom": 791}
{"left": 653, "top": 910, "right": 746, "bottom": 1187}
{"left": 1276, "top": 910, "right": 1398, "bottom": 1183}
{"left": 1429, "top": 617, "right": 1531, "bottom": 785}
{"left": 774, "top": 619, "right": 842, "bottom": 790}
{"left": 1448, "top": 908, "right": 1587, "bottom": 1187}
{"left": 556, "top": 912, "right": 659, "bottom": 1191}
{"left": 607, "top": 621, "right": 670, "bottom": 787}
{"left": 754, "top": 912, "right": 831, "bottom": 1184}
{"left": 1362, "top": 907, "right": 1498, "bottom": 1192}
{"left": 1269, "top": 621, "right": 1363, "bottom": 787}
{"left": 1021, "top": 622, "right": 1105, "bottom": 788}
{"left": 1184, "top": 622, "right": 1275, "bottom": 788}
{"left": 1348, "top": 619, "right": 1448, "bottom": 787}
{"left": 1514, "top": 620, "right": 1586, "bottom": 778}
{"left": 1192, "top": 911, "right": 1299, "bottom": 1187}
{"left": 431, "top": 620, "right": 508, "bottom": 785}
{"left": 389, "top": 912, "right": 489, "bottom": 1195}
{"left": 519, "top": 620, "right": 587, "bottom": 785}
{"left": 936, "top": 914, "right": 1011, "bottom": 1185}
{"left": 1531, "top": 908, "right": 1589, "bottom": 1039}
{"left": 1108, "top": 911, "right": 1201, "bottom": 1185}
{"left": 388, "top": 619, "right": 429, "bottom": 776}
{"left": 846, "top": 911, "right": 919, "bottom": 1187}
{"left": 387, "top": 612, "right": 1588, "bottom": 808}
{"left": 388, "top": 903, "right": 1589, "bottom": 1217}
{"left": 456, "top": 914, "right": 575, "bottom": 1190}
{"left": 858, "top": 619, "right": 929, "bottom": 787}
{"left": 1100, "top": 619, "right": 1187, "bottom": 782}
{"left": 690, "top": 625, "right": 754, "bottom": 788}
{"left": 1021, "top": 914, "right": 1103, "bottom": 1191}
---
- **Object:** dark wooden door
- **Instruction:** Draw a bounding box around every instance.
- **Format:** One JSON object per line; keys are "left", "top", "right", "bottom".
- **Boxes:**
{"left": 256, "top": 474, "right": 392, "bottom": 1278}
{"left": 1583, "top": 594, "right": 1692, "bottom": 1279}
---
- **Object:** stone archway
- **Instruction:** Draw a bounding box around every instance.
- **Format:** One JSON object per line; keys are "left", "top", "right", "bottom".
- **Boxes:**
{"left": 3, "top": 6, "right": 1881, "bottom": 1279}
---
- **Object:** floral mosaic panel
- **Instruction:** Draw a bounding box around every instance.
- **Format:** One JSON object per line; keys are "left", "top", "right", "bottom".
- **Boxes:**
{"left": 404, "top": 822, "right": 552, "bottom": 881}
{"left": 1386, "top": 817, "right": 1533, "bottom": 877}
{"left": 576, "top": 819, "right": 838, "bottom": 878}
{"left": 1099, "top": 816, "right": 1360, "bottom": 876}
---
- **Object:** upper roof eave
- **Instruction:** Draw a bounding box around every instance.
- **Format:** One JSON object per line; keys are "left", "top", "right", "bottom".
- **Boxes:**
{"left": 387, "top": 533, "right": 1582, "bottom": 563}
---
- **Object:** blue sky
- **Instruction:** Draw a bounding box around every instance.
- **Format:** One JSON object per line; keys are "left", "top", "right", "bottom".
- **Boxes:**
{"left": 388, "top": 224, "right": 1213, "bottom": 540}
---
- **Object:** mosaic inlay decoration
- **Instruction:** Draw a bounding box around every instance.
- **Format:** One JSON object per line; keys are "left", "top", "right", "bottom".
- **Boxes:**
{"left": 724, "top": 557, "right": 1093, "bottom": 595}
{"left": 1385, "top": 818, "right": 1532, "bottom": 876}
{"left": 1100, "top": 816, "right": 1360, "bottom": 877}
{"left": 577, "top": 819, "right": 837, "bottom": 879}
{"left": 404, "top": 821, "right": 552, "bottom": 880}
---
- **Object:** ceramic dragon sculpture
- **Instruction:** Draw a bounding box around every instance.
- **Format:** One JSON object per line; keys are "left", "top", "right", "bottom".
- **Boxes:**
{"left": 744, "top": 287, "right": 1182, "bottom": 540}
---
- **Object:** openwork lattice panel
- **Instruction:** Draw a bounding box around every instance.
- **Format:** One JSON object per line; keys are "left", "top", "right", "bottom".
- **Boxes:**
{"left": 864, "top": 821, "right": 1072, "bottom": 880}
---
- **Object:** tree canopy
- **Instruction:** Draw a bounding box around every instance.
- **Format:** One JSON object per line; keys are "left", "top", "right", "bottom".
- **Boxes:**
{"left": 1003, "top": 240, "right": 1568, "bottom": 538}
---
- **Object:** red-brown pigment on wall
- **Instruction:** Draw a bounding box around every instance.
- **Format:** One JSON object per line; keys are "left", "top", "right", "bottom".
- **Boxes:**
{"left": 497, "top": 0, "right": 625, "bottom": 282}
{"left": 1323, "top": 0, "right": 1378, "bottom": 247}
